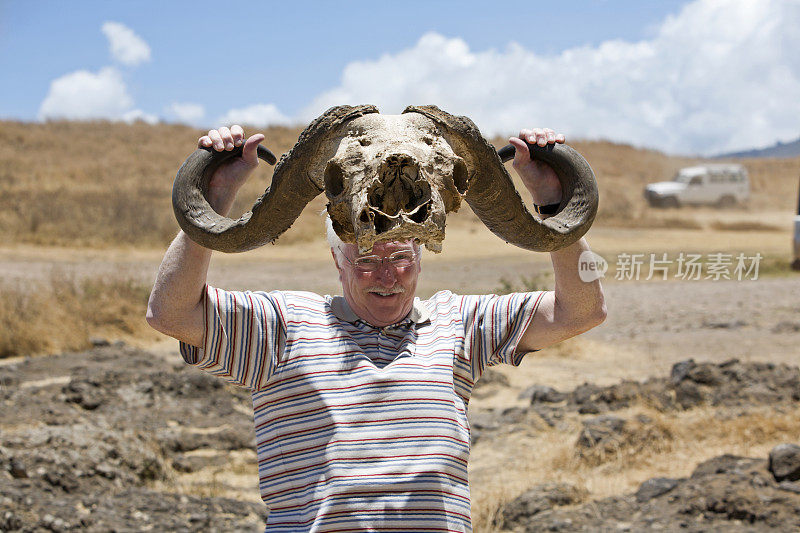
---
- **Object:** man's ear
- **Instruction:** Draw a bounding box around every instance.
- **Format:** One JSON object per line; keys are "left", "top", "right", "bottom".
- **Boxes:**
{"left": 331, "top": 248, "right": 343, "bottom": 280}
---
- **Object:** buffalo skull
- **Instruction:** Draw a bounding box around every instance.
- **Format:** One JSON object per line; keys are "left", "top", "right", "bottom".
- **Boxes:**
{"left": 172, "top": 105, "right": 598, "bottom": 254}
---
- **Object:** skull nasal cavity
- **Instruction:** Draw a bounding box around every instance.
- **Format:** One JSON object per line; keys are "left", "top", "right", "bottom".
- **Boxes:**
{"left": 368, "top": 154, "right": 423, "bottom": 216}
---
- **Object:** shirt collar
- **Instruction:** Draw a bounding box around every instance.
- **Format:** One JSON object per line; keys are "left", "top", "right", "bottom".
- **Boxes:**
{"left": 329, "top": 295, "right": 430, "bottom": 327}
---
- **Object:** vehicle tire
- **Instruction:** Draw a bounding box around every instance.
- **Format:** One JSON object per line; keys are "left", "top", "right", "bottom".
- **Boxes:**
{"left": 661, "top": 196, "right": 680, "bottom": 208}
{"left": 717, "top": 195, "right": 736, "bottom": 208}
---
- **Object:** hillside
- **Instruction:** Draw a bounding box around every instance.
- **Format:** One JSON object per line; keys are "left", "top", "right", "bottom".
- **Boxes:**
{"left": 1, "top": 120, "right": 799, "bottom": 249}
{"left": 717, "top": 136, "right": 800, "bottom": 159}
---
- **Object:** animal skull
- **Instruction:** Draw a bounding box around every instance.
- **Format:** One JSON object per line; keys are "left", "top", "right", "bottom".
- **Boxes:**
{"left": 324, "top": 113, "right": 468, "bottom": 253}
{"left": 172, "top": 105, "right": 598, "bottom": 254}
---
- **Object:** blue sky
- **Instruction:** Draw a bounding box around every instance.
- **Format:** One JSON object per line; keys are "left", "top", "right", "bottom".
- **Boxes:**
{"left": 2, "top": 0, "right": 798, "bottom": 155}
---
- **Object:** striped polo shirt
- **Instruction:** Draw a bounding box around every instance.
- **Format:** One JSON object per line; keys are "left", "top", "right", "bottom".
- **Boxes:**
{"left": 181, "top": 287, "right": 544, "bottom": 532}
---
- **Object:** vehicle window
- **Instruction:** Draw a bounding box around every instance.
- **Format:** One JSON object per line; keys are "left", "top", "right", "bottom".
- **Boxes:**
{"left": 689, "top": 176, "right": 702, "bottom": 186}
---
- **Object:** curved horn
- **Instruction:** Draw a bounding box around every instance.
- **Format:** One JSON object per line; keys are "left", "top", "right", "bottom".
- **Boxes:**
{"left": 172, "top": 105, "right": 378, "bottom": 252}
{"left": 403, "top": 105, "right": 598, "bottom": 252}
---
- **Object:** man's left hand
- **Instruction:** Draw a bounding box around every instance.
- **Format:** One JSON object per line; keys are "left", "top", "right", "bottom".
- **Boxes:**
{"left": 509, "top": 128, "right": 565, "bottom": 206}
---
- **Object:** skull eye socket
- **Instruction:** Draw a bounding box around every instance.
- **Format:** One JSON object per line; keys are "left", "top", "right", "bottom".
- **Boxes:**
{"left": 453, "top": 158, "right": 468, "bottom": 194}
{"left": 324, "top": 161, "right": 345, "bottom": 198}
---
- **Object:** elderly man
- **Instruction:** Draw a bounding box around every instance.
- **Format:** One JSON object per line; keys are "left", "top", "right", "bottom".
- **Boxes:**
{"left": 147, "top": 123, "right": 606, "bottom": 532}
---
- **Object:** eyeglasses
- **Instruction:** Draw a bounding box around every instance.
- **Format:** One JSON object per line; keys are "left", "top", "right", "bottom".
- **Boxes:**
{"left": 339, "top": 247, "right": 418, "bottom": 272}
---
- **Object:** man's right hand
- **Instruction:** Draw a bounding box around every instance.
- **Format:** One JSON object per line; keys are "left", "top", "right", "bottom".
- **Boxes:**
{"left": 197, "top": 125, "right": 265, "bottom": 215}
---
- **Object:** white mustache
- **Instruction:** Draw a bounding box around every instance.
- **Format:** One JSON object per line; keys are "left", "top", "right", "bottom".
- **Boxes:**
{"left": 367, "top": 285, "right": 405, "bottom": 296}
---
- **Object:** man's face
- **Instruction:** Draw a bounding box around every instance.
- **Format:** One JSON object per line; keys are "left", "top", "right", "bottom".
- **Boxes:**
{"left": 333, "top": 240, "right": 421, "bottom": 327}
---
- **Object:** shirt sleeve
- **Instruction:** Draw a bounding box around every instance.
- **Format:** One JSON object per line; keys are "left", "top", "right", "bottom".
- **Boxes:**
{"left": 179, "top": 285, "right": 286, "bottom": 390}
{"left": 460, "top": 291, "right": 545, "bottom": 377}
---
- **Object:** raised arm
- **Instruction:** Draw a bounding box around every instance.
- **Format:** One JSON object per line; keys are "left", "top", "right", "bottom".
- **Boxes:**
{"left": 509, "top": 128, "right": 607, "bottom": 352}
{"left": 146, "top": 126, "right": 265, "bottom": 347}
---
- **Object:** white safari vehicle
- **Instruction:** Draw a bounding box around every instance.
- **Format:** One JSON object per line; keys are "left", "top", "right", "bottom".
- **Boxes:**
{"left": 644, "top": 164, "right": 749, "bottom": 208}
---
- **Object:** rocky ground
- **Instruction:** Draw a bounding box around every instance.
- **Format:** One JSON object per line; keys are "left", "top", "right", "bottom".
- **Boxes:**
{"left": 1, "top": 344, "right": 266, "bottom": 532}
{"left": 2, "top": 343, "right": 799, "bottom": 531}
{"left": 471, "top": 359, "right": 800, "bottom": 531}
{"left": 495, "top": 451, "right": 800, "bottom": 532}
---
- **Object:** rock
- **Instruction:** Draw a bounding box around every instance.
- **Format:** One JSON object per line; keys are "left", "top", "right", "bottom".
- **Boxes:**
{"left": 63, "top": 380, "right": 104, "bottom": 410}
{"left": 172, "top": 453, "right": 230, "bottom": 473}
{"left": 769, "top": 443, "right": 800, "bottom": 482}
{"left": 674, "top": 380, "right": 704, "bottom": 409}
{"left": 635, "top": 477, "right": 679, "bottom": 502}
{"left": 530, "top": 405, "right": 558, "bottom": 427}
{"left": 89, "top": 337, "right": 111, "bottom": 347}
{"left": 572, "top": 383, "right": 602, "bottom": 405}
{"left": 577, "top": 402, "right": 602, "bottom": 414}
{"left": 470, "top": 429, "right": 482, "bottom": 446}
{"left": 576, "top": 415, "right": 626, "bottom": 449}
{"left": 476, "top": 368, "right": 510, "bottom": 388}
{"left": 8, "top": 458, "right": 27, "bottom": 479}
{"left": 540, "top": 359, "right": 800, "bottom": 416}
{"left": 498, "top": 407, "right": 529, "bottom": 425}
{"left": 686, "top": 363, "right": 722, "bottom": 385}
{"left": 702, "top": 319, "right": 746, "bottom": 329}
{"left": 0, "top": 510, "right": 23, "bottom": 530}
{"left": 771, "top": 321, "right": 800, "bottom": 334}
{"left": 467, "top": 410, "right": 501, "bottom": 431}
{"left": 670, "top": 359, "right": 695, "bottom": 385}
{"left": 690, "top": 454, "right": 760, "bottom": 478}
{"left": 497, "top": 482, "right": 587, "bottom": 529}
{"left": 95, "top": 463, "right": 117, "bottom": 479}
{"left": 597, "top": 380, "right": 642, "bottom": 409}
{"left": 520, "top": 384, "right": 565, "bottom": 404}
{"left": 737, "top": 383, "right": 782, "bottom": 405}
{"left": 778, "top": 481, "right": 800, "bottom": 494}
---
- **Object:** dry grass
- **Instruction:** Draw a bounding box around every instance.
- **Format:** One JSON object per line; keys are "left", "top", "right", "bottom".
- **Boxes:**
{"left": 0, "top": 120, "right": 318, "bottom": 248}
{"left": 147, "top": 449, "right": 260, "bottom": 503}
{"left": 0, "top": 271, "right": 156, "bottom": 357}
{"left": 1, "top": 121, "right": 798, "bottom": 250}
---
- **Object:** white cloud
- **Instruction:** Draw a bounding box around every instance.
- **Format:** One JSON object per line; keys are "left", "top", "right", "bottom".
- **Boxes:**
{"left": 166, "top": 102, "right": 206, "bottom": 125}
{"left": 218, "top": 104, "right": 291, "bottom": 127}
{"left": 102, "top": 22, "right": 151, "bottom": 67}
{"left": 303, "top": 0, "right": 800, "bottom": 155}
{"left": 38, "top": 23, "right": 160, "bottom": 123}
{"left": 122, "top": 109, "right": 159, "bottom": 124}
{"left": 38, "top": 67, "right": 134, "bottom": 121}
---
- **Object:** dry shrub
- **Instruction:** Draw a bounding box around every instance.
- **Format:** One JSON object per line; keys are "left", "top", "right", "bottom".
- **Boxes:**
{"left": 0, "top": 271, "right": 154, "bottom": 357}
{"left": 494, "top": 271, "right": 553, "bottom": 294}
{"left": 577, "top": 414, "right": 676, "bottom": 467}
